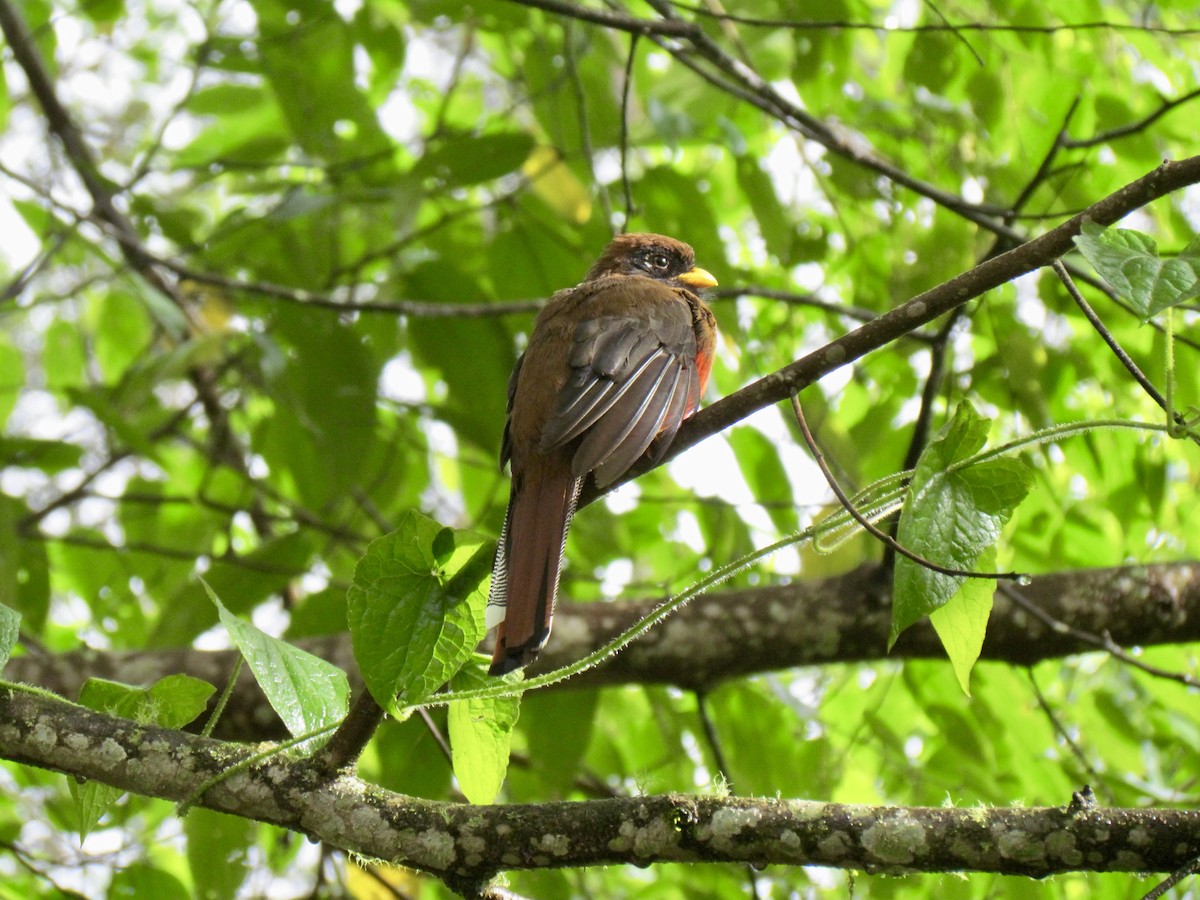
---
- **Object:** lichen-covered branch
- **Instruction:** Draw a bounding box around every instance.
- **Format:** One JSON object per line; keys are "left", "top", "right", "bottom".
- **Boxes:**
{"left": 0, "top": 687, "right": 1197, "bottom": 886}
{"left": 8, "top": 562, "right": 1199, "bottom": 741}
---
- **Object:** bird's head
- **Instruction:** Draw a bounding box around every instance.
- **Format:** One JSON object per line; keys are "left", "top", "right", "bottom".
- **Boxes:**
{"left": 585, "top": 233, "right": 718, "bottom": 290}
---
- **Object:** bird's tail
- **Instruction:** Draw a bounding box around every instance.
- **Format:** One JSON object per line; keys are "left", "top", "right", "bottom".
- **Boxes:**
{"left": 487, "top": 455, "right": 582, "bottom": 675}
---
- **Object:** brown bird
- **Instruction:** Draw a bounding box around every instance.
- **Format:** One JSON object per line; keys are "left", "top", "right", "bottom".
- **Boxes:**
{"left": 487, "top": 233, "right": 718, "bottom": 675}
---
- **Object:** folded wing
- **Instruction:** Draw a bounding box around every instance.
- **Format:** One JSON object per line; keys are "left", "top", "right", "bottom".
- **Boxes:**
{"left": 538, "top": 294, "right": 702, "bottom": 487}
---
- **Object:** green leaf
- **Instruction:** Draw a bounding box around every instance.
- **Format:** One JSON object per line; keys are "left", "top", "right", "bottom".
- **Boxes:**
{"left": 0, "top": 332, "right": 23, "bottom": 427}
{"left": 108, "top": 862, "right": 189, "bottom": 899}
{"left": 0, "top": 437, "right": 84, "bottom": 472}
{"left": 413, "top": 132, "right": 535, "bottom": 187}
{"left": 347, "top": 510, "right": 492, "bottom": 714}
{"left": 735, "top": 155, "right": 795, "bottom": 264}
{"left": 251, "top": 0, "right": 394, "bottom": 171}
{"left": 79, "top": 673, "right": 215, "bottom": 729}
{"left": 69, "top": 777, "right": 121, "bottom": 842}
{"left": 175, "top": 86, "right": 290, "bottom": 168}
{"left": 185, "top": 808, "right": 252, "bottom": 900}
{"left": 205, "top": 582, "right": 349, "bottom": 745}
{"left": 448, "top": 659, "right": 522, "bottom": 804}
{"left": 892, "top": 401, "right": 1033, "bottom": 648}
{"left": 258, "top": 309, "right": 381, "bottom": 508}
{"left": 0, "top": 494, "right": 44, "bottom": 633}
{"left": 81, "top": 0, "right": 124, "bottom": 24}
{"left": 406, "top": 261, "right": 514, "bottom": 453}
{"left": 74, "top": 674, "right": 216, "bottom": 837}
{"left": 0, "top": 62, "right": 8, "bottom": 133}
{"left": 929, "top": 545, "right": 997, "bottom": 695}
{"left": 727, "top": 426, "right": 799, "bottom": 533}
{"left": 1073, "top": 219, "right": 1200, "bottom": 319}
{"left": 520, "top": 688, "right": 599, "bottom": 797}
{"left": 0, "top": 603, "right": 18, "bottom": 671}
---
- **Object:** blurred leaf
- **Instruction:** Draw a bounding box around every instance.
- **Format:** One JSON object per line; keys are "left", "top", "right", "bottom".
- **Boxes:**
{"left": 406, "top": 261, "right": 514, "bottom": 453}
{"left": 0, "top": 334, "right": 21, "bottom": 427}
{"left": 286, "top": 585, "right": 349, "bottom": 639}
{"left": 108, "top": 862, "right": 189, "bottom": 899}
{"left": 727, "top": 426, "right": 799, "bottom": 533}
{"left": 735, "top": 155, "right": 795, "bottom": 264}
{"left": 207, "top": 582, "right": 349, "bottom": 746}
{"left": 525, "top": 146, "right": 591, "bottom": 225}
{"left": 448, "top": 658, "right": 522, "bottom": 804}
{"left": 81, "top": 0, "right": 124, "bottom": 25}
{"left": 0, "top": 62, "right": 8, "bottom": 133}
{"left": 153, "top": 531, "right": 317, "bottom": 646}
{"left": 1074, "top": 219, "right": 1200, "bottom": 319}
{"left": 251, "top": 0, "right": 394, "bottom": 173}
{"left": 186, "top": 809, "right": 253, "bottom": 900}
{"left": 415, "top": 132, "right": 535, "bottom": 187}
{"left": 41, "top": 318, "right": 86, "bottom": 390}
{"left": 0, "top": 497, "right": 47, "bottom": 632}
{"left": 0, "top": 437, "right": 83, "bottom": 472}
{"left": 176, "top": 86, "right": 290, "bottom": 168}
{"left": 258, "top": 310, "right": 380, "bottom": 507}
{"left": 347, "top": 511, "right": 492, "bottom": 713}
{"left": 88, "top": 290, "right": 154, "bottom": 382}
{"left": 517, "top": 688, "right": 598, "bottom": 799}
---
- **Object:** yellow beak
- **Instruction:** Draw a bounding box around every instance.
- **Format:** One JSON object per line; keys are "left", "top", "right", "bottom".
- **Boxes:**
{"left": 677, "top": 266, "right": 718, "bottom": 289}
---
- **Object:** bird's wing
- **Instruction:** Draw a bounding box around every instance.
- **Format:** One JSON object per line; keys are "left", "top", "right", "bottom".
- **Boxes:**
{"left": 538, "top": 286, "right": 701, "bottom": 487}
{"left": 499, "top": 350, "right": 524, "bottom": 470}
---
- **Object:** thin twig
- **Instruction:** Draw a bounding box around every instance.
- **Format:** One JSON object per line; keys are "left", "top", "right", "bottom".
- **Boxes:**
{"left": 666, "top": 1, "right": 1200, "bottom": 35}
{"left": 418, "top": 708, "right": 454, "bottom": 765}
{"left": 619, "top": 32, "right": 640, "bottom": 230}
{"left": 1025, "top": 669, "right": 1114, "bottom": 804}
{"left": 790, "top": 394, "right": 1025, "bottom": 582}
{"left": 200, "top": 657, "right": 244, "bottom": 738}
{"left": 0, "top": 0, "right": 186, "bottom": 315}
{"left": 694, "top": 691, "right": 765, "bottom": 900}
{"left": 1064, "top": 87, "right": 1200, "bottom": 149}
{"left": 711, "top": 287, "right": 890, "bottom": 326}
{"left": 507, "top": 0, "right": 699, "bottom": 35}
{"left": 1052, "top": 260, "right": 1200, "bottom": 446}
{"left": 1142, "top": 854, "right": 1200, "bottom": 900}
{"left": 165, "top": 261, "right": 544, "bottom": 318}
{"left": 999, "top": 583, "right": 1200, "bottom": 689}
{"left": 1007, "top": 98, "right": 1082, "bottom": 228}
{"left": 563, "top": 20, "right": 614, "bottom": 227}
{"left": 923, "top": 0, "right": 984, "bottom": 66}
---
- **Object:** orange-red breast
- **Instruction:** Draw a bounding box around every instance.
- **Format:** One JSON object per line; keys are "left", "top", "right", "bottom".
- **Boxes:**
{"left": 487, "top": 233, "right": 718, "bottom": 675}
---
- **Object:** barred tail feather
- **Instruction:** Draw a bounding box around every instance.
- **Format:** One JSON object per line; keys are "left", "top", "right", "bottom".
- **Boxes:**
{"left": 488, "top": 455, "right": 582, "bottom": 675}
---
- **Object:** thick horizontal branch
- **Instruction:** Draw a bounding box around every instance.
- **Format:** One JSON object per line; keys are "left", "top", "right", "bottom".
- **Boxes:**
{"left": 9, "top": 562, "right": 1199, "bottom": 740}
{"left": 1, "top": 687, "right": 1197, "bottom": 886}
{"left": 535, "top": 561, "right": 1200, "bottom": 688}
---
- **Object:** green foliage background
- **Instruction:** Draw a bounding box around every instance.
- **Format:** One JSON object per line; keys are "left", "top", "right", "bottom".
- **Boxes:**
{"left": 1, "top": 0, "right": 1199, "bottom": 896}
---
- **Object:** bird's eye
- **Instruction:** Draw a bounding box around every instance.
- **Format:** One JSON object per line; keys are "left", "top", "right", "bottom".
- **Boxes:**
{"left": 650, "top": 253, "right": 670, "bottom": 270}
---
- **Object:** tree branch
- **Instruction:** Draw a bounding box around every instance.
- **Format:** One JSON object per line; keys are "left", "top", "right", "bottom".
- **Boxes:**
{"left": 584, "top": 154, "right": 1200, "bottom": 501}
{"left": 10, "top": 561, "right": 1199, "bottom": 740}
{"left": 2, "top": 686, "right": 1198, "bottom": 884}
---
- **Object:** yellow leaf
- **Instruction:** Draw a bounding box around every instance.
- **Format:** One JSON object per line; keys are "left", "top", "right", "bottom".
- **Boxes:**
{"left": 345, "top": 860, "right": 425, "bottom": 900}
{"left": 524, "top": 146, "right": 591, "bottom": 225}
